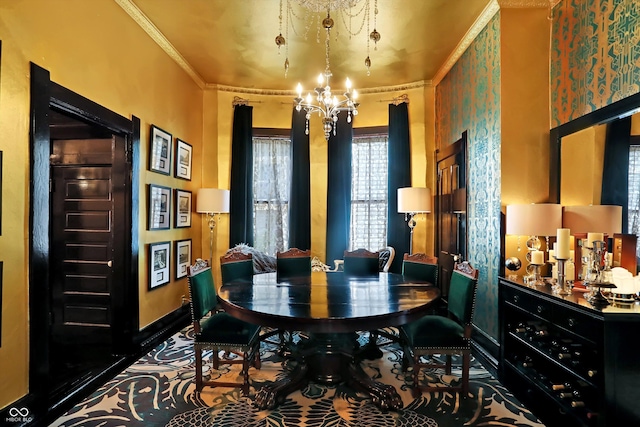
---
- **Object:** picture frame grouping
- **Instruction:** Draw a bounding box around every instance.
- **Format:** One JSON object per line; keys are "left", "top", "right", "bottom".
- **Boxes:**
{"left": 149, "top": 124, "right": 192, "bottom": 181}
{"left": 148, "top": 239, "right": 193, "bottom": 289}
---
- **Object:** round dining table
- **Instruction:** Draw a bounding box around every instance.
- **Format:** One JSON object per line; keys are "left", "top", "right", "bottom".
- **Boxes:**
{"left": 217, "top": 271, "right": 440, "bottom": 411}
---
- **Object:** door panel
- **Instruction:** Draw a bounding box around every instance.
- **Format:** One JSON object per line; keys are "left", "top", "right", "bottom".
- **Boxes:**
{"left": 435, "top": 132, "right": 468, "bottom": 298}
{"left": 51, "top": 139, "right": 115, "bottom": 344}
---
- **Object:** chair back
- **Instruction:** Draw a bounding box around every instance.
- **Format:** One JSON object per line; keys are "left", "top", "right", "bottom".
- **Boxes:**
{"left": 402, "top": 253, "right": 438, "bottom": 283}
{"left": 343, "top": 248, "right": 379, "bottom": 276}
{"left": 447, "top": 261, "right": 479, "bottom": 326}
{"left": 187, "top": 260, "right": 218, "bottom": 323}
{"left": 276, "top": 248, "right": 311, "bottom": 279}
{"left": 220, "top": 252, "right": 253, "bottom": 283}
{"left": 378, "top": 246, "right": 395, "bottom": 272}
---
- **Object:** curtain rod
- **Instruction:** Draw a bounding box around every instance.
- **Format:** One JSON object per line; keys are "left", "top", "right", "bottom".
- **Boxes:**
{"left": 378, "top": 94, "right": 409, "bottom": 105}
{"left": 231, "top": 96, "right": 263, "bottom": 107}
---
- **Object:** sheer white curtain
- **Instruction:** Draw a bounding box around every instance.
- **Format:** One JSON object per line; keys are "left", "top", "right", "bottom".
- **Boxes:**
{"left": 350, "top": 135, "right": 388, "bottom": 251}
{"left": 253, "top": 136, "right": 291, "bottom": 256}
{"left": 629, "top": 146, "right": 640, "bottom": 258}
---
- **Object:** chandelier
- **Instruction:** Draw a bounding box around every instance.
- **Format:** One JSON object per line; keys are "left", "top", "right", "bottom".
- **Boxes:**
{"left": 293, "top": 8, "right": 359, "bottom": 140}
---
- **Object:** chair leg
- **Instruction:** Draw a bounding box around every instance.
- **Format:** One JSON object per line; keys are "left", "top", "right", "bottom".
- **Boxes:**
{"left": 212, "top": 348, "right": 220, "bottom": 370}
{"left": 242, "top": 355, "right": 250, "bottom": 396}
{"left": 462, "top": 352, "right": 470, "bottom": 396}
{"left": 445, "top": 354, "right": 452, "bottom": 375}
{"left": 195, "top": 346, "right": 203, "bottom": 392}
{"left": 412, "top": 354, "right": 421, "bottom": 398}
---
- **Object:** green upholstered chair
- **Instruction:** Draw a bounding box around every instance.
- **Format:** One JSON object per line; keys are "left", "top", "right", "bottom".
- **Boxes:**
{"left": 276, "top": 248, "right": 311, "bottom": 280}
{"left": 343, "top": 248, "right": 380, "bottom": 276}
{"left": 400, "top": 261, "right": 479, "bottom": 397}
{"left": 402, "top": 253, "right": 438, "bottom": 283}
{"left": 220, "top": 251, "right": 254, "bottom": 284}
{"left": 187, "top": 259, "right": 261, "bottom": 395}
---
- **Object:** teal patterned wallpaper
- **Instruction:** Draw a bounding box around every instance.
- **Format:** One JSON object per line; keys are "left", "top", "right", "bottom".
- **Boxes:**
{"left": 551, "top": 0, "right": 640, "bottom": 126}
{"left": 436, "top": 14, "right": 502, "bottom": 340}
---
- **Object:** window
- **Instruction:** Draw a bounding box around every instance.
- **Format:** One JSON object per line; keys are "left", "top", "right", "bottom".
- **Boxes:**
{"left": 253, "top": 135, "right": 291, "bottom": 256}
{"left": 350, "top": 133, "right": 389, "bottom": 251}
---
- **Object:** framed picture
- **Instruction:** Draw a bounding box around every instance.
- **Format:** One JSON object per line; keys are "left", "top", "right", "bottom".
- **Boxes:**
{"left": 175, "top": 139, "right": 192, "bottom": 180}
{"left": 148, "top": 184, "right": 171, "bottom": 230}
{"left": 175, "top": 239, "right": 192, "bottom": 280}
{"left": 174, "top": 189, "right": 192, "bottom": 228}
{"left": 149, "top": 241, "right": 171, "bottom": 290}
{"left": 149, "top": 125, "right": 172, "bottom": 175}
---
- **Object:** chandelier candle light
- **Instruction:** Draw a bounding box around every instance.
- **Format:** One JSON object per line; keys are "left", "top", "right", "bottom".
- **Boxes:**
{"left": 294, "top": 8, "right": 359, "bottom": 140}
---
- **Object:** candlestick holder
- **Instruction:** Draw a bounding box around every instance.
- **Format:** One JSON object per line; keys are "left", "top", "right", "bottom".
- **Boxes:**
{"left": 555, "top": 257, "right": 571, "bottom": 296}
{"left": 526, "top": 263, "right": 544, "bottom": 288}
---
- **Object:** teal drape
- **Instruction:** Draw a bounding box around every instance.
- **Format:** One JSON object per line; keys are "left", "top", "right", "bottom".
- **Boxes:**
{"left": 229, "top": 105, "right": 254, "bottom": 247}
{"left": 326, "top": 115, "right": 353, "bottom": 264}
{"left": 601, "top": 116, "right": 631, "bottom": 232}
{"left": 288, "top": 109, "right": 311, "bottom": 250}
{"left": 386, "top": 102, "right": 412, "bottom": 273}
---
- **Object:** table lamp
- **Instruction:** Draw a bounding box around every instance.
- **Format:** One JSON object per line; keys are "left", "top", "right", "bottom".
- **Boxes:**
{"left": 196, "top": 188, "right": 230, "bottom": 265}
{"left": 397, "top": 187, "right": 431, "bottom": 255}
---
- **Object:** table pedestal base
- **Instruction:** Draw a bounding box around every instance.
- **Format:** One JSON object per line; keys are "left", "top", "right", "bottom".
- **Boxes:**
{"left": 254, "top": 332, "right": 402, "bottom": 411}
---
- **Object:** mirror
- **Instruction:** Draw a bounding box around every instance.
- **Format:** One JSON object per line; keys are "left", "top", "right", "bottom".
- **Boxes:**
{"left": 550, "top": 91, "right": 640, "bottom": 213}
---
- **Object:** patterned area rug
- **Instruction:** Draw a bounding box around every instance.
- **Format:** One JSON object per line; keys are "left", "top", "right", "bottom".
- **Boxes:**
{"left": 50, "top": 326, "right": 544, "bottom": 427}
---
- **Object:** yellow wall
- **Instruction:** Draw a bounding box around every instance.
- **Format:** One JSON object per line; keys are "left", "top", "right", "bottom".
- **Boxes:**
{"left": 499, "top": 8, "right": 552, "bottom": 276}
{"left": 211, "top": 85, "right": 431, "bottom": 264}
{"left": 560, "top": 124, "right": 606, "bottom": 206}
{"left": 0, "top": 0, "right": 203, "bottom": 407}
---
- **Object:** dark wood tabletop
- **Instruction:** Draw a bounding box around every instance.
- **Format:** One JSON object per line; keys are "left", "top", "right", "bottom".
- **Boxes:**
{"left": 217, "top": 271, "right": 440, "bottom": 333}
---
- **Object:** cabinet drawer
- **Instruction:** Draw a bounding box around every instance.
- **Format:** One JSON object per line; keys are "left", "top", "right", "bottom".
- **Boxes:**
{"left": 553, "top": 309, "right": 602, "bottom": 343}
{"left": 502, "top": 286, "right": 554, "bottom": 320}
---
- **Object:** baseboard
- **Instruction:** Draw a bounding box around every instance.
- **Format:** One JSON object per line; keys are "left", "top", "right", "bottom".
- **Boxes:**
{"left": 471, "top": 324, "right": 499, "bottom": 379}
{"left": 134, "top": 304, "right": 190, "bottom": 352}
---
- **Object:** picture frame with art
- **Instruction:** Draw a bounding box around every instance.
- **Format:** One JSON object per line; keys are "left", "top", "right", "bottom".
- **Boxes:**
{"left": 148, "top": 184, "right": 171, "bottom": 230}
{"left": 174, "top": 189, "right": 192, "bottom": 228}
{"left": 175, "top": 139, "right": 192, "bottom": 180}
{"left": 149, "top": 125, "right": 172, "bottom": 175}
{"left": 175, "top": 238, "right": 192, "bottom": 280}
{"left": 149, "top": 241, "right": 170, "bottom": 290}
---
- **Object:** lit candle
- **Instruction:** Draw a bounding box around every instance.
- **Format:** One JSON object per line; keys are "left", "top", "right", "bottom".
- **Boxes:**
{"left": 556, "top": 228, "right": 570, "bottom": 259}
{"left": 317, "top": 73, "right": 324, "bottom": 86}
{"left": 296, "top": 83, "right": 303, "bottom": 97}
{"left": 586, "top": 232, "right": 604, "bottom": 248}
{"left": 352, "top": 89, "right": 358, "bottom": 100}
{"left": 531, "top": 250, "right": 544, "bottom": 265}
{"left": 345, "top": 77, "right": 352, "bottom": 91}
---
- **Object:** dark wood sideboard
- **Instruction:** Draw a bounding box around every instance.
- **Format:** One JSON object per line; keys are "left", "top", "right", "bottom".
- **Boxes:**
{"left": 499, "top": 277, "right": 640, "bottom": 427}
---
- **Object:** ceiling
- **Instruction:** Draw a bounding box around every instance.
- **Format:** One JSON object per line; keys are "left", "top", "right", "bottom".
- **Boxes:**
{"left": 122, "top": 0, "right": 495, "bottom": 92}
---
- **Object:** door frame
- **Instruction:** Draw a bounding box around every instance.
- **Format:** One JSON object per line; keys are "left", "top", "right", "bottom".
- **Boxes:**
{"left": 29, "top": 63, "right": 140, "bottom": 399}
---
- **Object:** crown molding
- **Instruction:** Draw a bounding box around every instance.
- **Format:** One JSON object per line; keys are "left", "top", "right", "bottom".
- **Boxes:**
{"left": 207, "top": 80, "right": 432, "bottom": 96}
{"left": 115, "top": 0, "right": 206, "bottom": 89}
{"left": 498, "top": 0, "right": 550, "bottom": 7}
{"left": 432, "top": 0, "right": 500, "bottom": 85}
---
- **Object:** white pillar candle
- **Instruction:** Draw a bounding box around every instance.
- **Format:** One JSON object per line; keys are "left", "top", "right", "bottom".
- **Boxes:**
{"left": 552, "top": 263, "right": 558, "bottom": 279}
{"left": 548, "top": 249, "right": 556, "bottom": 263}
{"left": 556, "top": 228, "right": 570, "bottom": 259}
{"left": 606, "top": 252, "right": 613, "bottom": 265}
{"left": 531, "top": 250, "right": 544, "bottom": 265}
{"left": 565, "top": 261, "right": 575, "bottom": 282}
{"left": 586, "top": 232, "right": 604, "bottom": 248}
{"left": 570, "top": 250, "right": 575, "bottom": 262}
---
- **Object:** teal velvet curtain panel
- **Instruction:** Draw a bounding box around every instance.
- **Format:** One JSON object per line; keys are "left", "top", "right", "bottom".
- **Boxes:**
{"left": 601, "top": 116, "right": 631, "bottom": 232}
{"left": 326, "top": 115, "right": 353, "bottom": 265}
{"left": 288, "top": 108, "right": 311, "bottom": 250}
{"left": 229, "top": 105, "right": 254, "bottom": 247}
{"left": 386, "top": 102, "right": 412, "bottom": 273}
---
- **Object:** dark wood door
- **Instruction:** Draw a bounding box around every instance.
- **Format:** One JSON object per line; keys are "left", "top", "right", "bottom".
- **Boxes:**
{"left": 435, "top": 131, "right": 467, "bottom": 297}
{"left": 50, "top": 137, "right": 125, "bottom": 347}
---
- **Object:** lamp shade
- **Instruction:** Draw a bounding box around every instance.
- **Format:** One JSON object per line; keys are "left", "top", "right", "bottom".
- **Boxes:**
{"left": 196, "top": 188, "right": 230, "bottom": 213}
{"left": 505, "top": 203, "right": 562, "bottom": 236}
{"left": 562, "top": 205, "right": 622, "bottom": 235}
{"left": 397, "top": 187, "right": 432, "bottom": 213}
